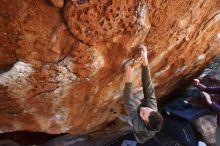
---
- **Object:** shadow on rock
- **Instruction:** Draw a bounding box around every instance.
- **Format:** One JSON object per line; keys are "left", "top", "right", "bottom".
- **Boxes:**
{"left": 0, "top": 140, "right": 20, "bottom": 146}
{"left": 43, "top": 134, "right": 89, "bottom": 146}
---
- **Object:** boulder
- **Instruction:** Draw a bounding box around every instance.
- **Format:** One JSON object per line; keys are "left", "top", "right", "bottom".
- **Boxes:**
{"left": 0, "top": 0, "right": 220, "bottom": 135}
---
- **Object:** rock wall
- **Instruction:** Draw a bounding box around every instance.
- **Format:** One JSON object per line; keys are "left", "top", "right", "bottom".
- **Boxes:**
{"left": 0, "top": 0, "right": 220, "bottom": 134}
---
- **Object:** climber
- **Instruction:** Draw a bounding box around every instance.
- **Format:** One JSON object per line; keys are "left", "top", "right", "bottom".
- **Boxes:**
{"left": 112, "top": 45, "right": 163, "bottom": 143}
{"left": 194, "top": 79, "right": 220, "bottom": 146}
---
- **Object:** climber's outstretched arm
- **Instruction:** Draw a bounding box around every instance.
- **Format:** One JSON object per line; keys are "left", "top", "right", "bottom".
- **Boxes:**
{"left": 124, "top": 65, "right": 139, "bottom": 118}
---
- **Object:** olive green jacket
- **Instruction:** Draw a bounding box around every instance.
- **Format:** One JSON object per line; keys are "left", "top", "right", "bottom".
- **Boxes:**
{"left": 124, "top": 65, "right": 158, "bottom": 143}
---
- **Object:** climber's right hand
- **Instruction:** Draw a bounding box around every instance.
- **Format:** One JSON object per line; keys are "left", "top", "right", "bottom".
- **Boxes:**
{"left": 125, "top": 64, "right": 133, "bottom": 83}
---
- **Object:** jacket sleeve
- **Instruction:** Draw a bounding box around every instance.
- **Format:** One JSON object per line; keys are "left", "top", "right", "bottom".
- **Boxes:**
{"left": 141, "top": 65, "right": 157, "bottom": 110}
{"left": 124, "top": 83, "right": 139, "bottom": 118}
{"left": 196, "top": 84, "right": 220, "bottom": 94}
{"left": 211, "top": 102, "right": 220, "bottom": 114}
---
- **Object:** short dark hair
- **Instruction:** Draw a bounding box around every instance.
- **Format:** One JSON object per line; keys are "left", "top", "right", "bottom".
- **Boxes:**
{"left": 146, "top": 111, "right": 163, "bottom": 131}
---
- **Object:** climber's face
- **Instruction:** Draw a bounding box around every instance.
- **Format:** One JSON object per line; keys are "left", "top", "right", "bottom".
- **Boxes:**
{"left": 139, "top": 107, "right": 154, "bottom": 122}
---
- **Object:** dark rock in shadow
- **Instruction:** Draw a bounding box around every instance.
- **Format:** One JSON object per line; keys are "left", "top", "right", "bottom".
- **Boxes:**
{"left": 0, "top": 140, "right": 20, "bottom": 146}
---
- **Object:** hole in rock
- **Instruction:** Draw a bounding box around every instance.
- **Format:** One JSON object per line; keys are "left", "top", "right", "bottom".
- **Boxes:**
{"left": 0, "top": 60, "right": 18, "bottom": 75}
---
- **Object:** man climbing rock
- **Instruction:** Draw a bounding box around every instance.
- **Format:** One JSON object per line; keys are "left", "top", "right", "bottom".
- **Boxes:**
{"left": 113, "top": 45, "right": 163, "bottom": 143}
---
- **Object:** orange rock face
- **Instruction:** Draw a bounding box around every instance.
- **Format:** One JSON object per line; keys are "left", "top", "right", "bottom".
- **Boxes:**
{"left": 0, "top": 0, "right": 220, "bottom": 134}
{"left": 64, "top": 0, "right": 148, "bottom": 46}
{"left": 48, "top": 0, "right": 64, "bottom": 8}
